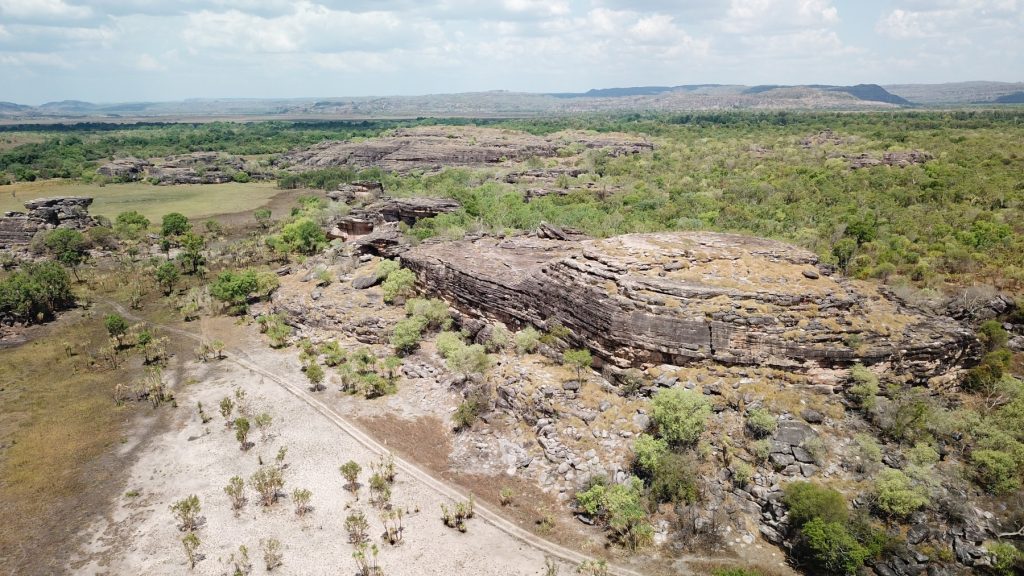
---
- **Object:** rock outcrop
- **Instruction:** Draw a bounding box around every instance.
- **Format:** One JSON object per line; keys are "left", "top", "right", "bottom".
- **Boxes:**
{"left": 276, "top": 126, "right": 653, "bottom": 174}
{"left": 97, "top": 152, "right": 266, "bottom": 185}
{"left": 0, "top": 197, "right": 96, "bottom": 247}
{"left": 402, "top": 231, "right": 978, "bottom": 379}
{"left": 333, "top": 195, "right": 461, "bottom": 256}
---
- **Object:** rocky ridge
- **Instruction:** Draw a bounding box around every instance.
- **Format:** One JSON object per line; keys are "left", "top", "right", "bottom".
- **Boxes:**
{"left": 401, "top": 231, "right": 979, "bottom": 380}
{"left": 97, "top": 152, "right": 268, "bottom": 185}
{"left": 276, "top": 126, "right": 653, "bottom": 174}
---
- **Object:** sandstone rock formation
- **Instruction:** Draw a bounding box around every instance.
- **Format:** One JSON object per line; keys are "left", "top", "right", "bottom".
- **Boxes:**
{"left": 402, "top": 231, "right": 978, "bottom": 379}
{"left": 0, "top": 197, "right": 96, "bottom": 247}
{"left": 97, "top": 152, "right": 266, "bottom": 185}
{"left": 276, "top": 126, "right": 653, "bottom": 174}
{"left": 96, "top": 157, "right": 151, "bottom": 181}
{"left": 333, "top": 194, "right": 461, "bottom": 256}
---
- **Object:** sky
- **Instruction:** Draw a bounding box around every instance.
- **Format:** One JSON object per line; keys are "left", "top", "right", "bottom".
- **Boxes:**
{"left": 0, "top": 0, "right": 1021, "bottom": 104}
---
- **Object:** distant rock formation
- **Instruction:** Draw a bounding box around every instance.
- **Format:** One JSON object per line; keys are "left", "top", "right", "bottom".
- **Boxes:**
{"left": 276, "top": 126, "right": 653, "bottom": 174}
{"left": 0, "top": 197, "right": 96, "bottom": 247}
{"left": 402, "top": 231, "right": 978, "bottom": 380}
{"left": 97, "top": 152, "right": 268, "bottom": 185}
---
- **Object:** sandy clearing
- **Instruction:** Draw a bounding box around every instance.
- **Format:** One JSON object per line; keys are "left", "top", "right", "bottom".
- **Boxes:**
{"left": 71, "top": 355, "right": 572, "bottom": 576}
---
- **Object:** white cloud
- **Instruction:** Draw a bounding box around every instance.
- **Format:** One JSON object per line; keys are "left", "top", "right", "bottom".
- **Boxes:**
{"left": 876, "top": 1, "right": 1022, "bottom": 39}
{"left": 0, "top": 51, "right": 72, "bottom": 67}
{"left": 134, "top": 53, "right": 165, "bottom": 71}
{"left": 0, "top": 0, "right": 92, "bottom": 20}
{"left": 722, "top": 0, "right": 839, "bottom": 34}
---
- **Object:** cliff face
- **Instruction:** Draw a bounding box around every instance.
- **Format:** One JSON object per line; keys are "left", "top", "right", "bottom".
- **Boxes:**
{"left": 402, "top": 231, "right": 979, "bottom": 379}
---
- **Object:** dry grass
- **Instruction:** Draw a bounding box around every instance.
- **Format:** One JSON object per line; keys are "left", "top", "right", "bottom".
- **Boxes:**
{"left": 0, "top": 312, "right": 136, "bottom": 574}
{"left": 0, "top": 179, "right": 280, "bottom": 223}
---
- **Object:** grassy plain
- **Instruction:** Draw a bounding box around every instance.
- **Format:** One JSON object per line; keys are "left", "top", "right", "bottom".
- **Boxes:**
{"left": 0, "top": 180, "right": 280, "bottom": 223}
{"left": 0, "top": 311, "right": 133, "bottom": 573}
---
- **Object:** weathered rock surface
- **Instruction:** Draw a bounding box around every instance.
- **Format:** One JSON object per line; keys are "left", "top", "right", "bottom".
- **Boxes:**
{"left": 844, "top": 150, "right": 932, "bottom": 169}
{"left": 97, "top": 152, "right": 266, "bottom": 185}
{"left": 334, "top": 196, "right": 461, "bottom": 255}
{"left": 402, "top": 231, "right": 979, "bottom": 378}
{"left": 277, "top": 126, "right": 653, "bottom": 174}
{"left": 96, "top": 156, "right": 151, "bottom": 180}
{"left": 0, "top": 197, "right": 96, "bottom": 246}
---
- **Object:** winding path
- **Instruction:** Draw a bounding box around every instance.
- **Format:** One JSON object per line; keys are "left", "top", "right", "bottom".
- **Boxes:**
{"left": 101, "top": 299, "right": 654, "bottom": 576}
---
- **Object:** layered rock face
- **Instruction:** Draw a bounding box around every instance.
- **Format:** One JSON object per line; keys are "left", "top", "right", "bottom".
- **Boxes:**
{"left": 0, "top": 197, "right": 96, "bottom": 247}
{"left": 277, "top": 126, "right": 653, "bottom": 174}
{"left": 402, "top": 231, "right": 978, "bottom": 379}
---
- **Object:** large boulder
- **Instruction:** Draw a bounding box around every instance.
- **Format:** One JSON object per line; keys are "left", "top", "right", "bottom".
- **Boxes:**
{"left": 401, "top": 231, "right": 979, "bottom": 379}
{"left": 0, "top": 197, "right": 96, "bottom": 247}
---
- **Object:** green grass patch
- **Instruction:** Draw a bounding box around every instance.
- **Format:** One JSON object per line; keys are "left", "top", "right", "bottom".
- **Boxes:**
{"left": 0, "top": 180, "right": 280, "bottom": 223}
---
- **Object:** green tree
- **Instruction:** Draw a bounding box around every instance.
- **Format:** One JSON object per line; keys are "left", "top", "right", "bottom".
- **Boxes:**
{"left": 390, "top": 316, "right": 426, "bottom": 354}
{"left": 305, "top": 361, "right": 325, "bottom": 392}
{"left": 275, "top": 217, "right": 326, "bottom": 255}
{"left": 155, "top": 261, "right": 180, "bottom": 295}
{"left": 340, "top": 461, "right": 362, "bottom": 495}
{"left": 178, "top": 232, "right": 206, "bottom": 275}
{"left": 235, "top": 417, "right": 251, "bottom": 450}
{"left": 562, "top": 348, "right": 592, "bottom": 383}
{"left": 43, "top": 228, "right": 87, "bottom": 280}
{"left": 800, "top": 518, "right": 871, "bottom": 575}
{"left": 162, "top": 212, "right": 191, "bottom": 238}
{"left": 650, "top": 388, "right": 711, "bottom": 447}
{"left": 105, "top": 313, "right": 129, "bottom": 346}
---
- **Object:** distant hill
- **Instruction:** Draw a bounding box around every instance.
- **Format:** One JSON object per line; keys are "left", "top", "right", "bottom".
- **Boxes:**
{"left": 993, "top": 91, "right": 1024, "bottom": 104}
{"left": 745, "top": 84, "right": 911, "bottom": 105}
{"left": 1, "top": 82, "right": 1020, "bottom": 123}
{"left": 885, "top": 81, "right": 1024, "bottom": 104}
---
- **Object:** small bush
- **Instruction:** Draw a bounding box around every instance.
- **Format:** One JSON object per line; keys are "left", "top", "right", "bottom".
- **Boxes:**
{"left": 514, "top": 327, "right": 541, "bottom": 354}
{"left": 971, "top": 449, "right": 1021, "bottom": 494}
{"left": 745, "top": 408, "right": 777, "bottom": 438}
{"left": 485, "top": 323, "right": 512, "bottom": 352}
{"left": 847, "top": 364, "right": 879, "bottom": 410}
{"left": 800, "top": 518, "right": 872, "bottom": 575}
{"left": 390, "top": 316, "right": 427, "bottom": 354}
{"left": 648, "top": 452, "right": 699, "bottom": 505}
{"left": 783, "top": 481, "right": 849, "bottom": 528}
{"left": 404, "top": 297, "right": 450, "bottom": 330}
{"left": 987, "top": 541, "right": 1023, "bottom": 576}
{"left": 632, "top": 433, "right": 668, "bottom": 477}
{"left": 872, "top": 469, "right": 928, "bottom": 518}
{"left": 651, "top": 388, "right": 711, "bottom": 447}
{"left": 854, "top": 434, "right": 883, "bottom": 472}
{"left": 731, "top": 461, "right": 754, "bottom": 486}
{"left": 381, "top": 268, "right": 416, "bottom": 303}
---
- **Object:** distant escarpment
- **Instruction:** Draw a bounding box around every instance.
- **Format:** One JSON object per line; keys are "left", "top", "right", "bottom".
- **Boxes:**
{"left": 402, "top": 231, "right": 978, "bottom": 380}
{"left": 275, "top": 126, "right": 653, "bottom": 174}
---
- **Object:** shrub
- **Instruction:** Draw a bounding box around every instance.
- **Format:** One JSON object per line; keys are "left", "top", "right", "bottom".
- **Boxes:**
{"left": 375, "top": 259, "right": 400, "bottom": 280}
{"left": 170, "top": 494, "right": 201, "bottom": 531}
{"left": 273, "top": 217, "right": 325, "bottom": 255}
{"left": 800, "top": 518, "right": 871, "bottom": 575}
{"left": 847, "top": 364, "right": 879, "bottom": 410}
{"left": 854, "top": 434, "right": 883, "bottom": 472}
{"left": 345, "top": 509, "right": 370, "bottom": 543}
{"left": 210, "top": 269, "right": 279, "bottom": 313}
{"left": 750, "top": 439, "right": 771, "bottom": 463}
{"left": 161, "top": 212, "right": 190, "bottom": 237}
{"left": 224, "top": 476, "right": 246, "bottom": 511}
{"left": 381, "top": 268, "right": 416, "bottom": 303}
{"left": 340, "top": 460, "right": 362, "bottom": 494}
{"left": 292, "top": 488, "right": 312, "bottom": 516}
{"left": 971, "top": 449, "right": 1021, "bottom": 494}
{"left": 908, "top": 442, "right": 940, "bottom": 466}
{"left": 115, "top": 210, "right": 150, "bottom": 238}
{"left": 651, "top": 388, "right": 711, "bottom": 447}
{"left": 250, "top": 466, "right": 285, "bottom": 506}
{"left": 261, "top": 538, "right": 283, "bottom": 571}
{"left": 987, "top": 541, "right": 1023, "bottom": 576}
{"left": 632, "top": 433, "right": 668, "bottom": 477}
{"left": 453, "top": 398, "right": 482, "bottom": 431}
{"left": 485, "top": 323, "right": 512, "bottom": 352}
{"left": 978, "top": 320, "right": 1009, "bottom": 352}
{"left": 435, "top": 331, "right": 464, "bottom": 358}
{"left": 404, "top": 298, "right": 450, "bottom": 330}
{"left": 783, "top": 482, "right": 849, "bottom": 528}
{"left": 390, "top": 316, "right": 427, "bottom": 354}
{"left": 44, "top": 228, "right": 87, "bottom": 278}
{"left": 575, "top": 476, "right": 653, "bottom": 550}
{"left": 514, "top": 327, "right": 541, "bottom": 354}
{"left": 731, "top": 461, "right": 754, "bottom": 486}
{"left": 745, "top": 408, "right": 777, "bottom": 438}
{"left": 872, "top": 469, "right": 928, "bottom": 518}
{"left": 0, "top": 261, "right": 74, "bottom": 323}
{"left": 648, "top": 452, "right": 700, "bottom": 505}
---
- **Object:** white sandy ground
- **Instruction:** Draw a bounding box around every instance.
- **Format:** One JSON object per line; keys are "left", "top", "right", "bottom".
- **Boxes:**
{"left": 70, "top": 352, "right": 579, "bottom": 576}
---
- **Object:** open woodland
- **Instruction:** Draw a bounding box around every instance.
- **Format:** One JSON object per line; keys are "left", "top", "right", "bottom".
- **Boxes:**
{"left": 1, "top": 111, "right": 1023, "bottom": 576}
